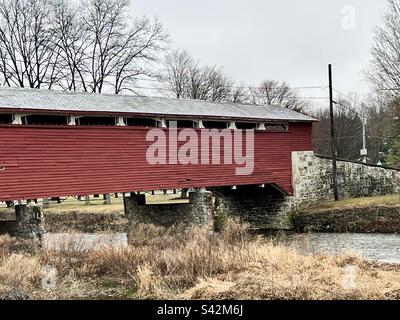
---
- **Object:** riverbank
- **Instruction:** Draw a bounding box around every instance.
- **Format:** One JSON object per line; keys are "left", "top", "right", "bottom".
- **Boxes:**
{"left": 1, "top": 220, "right": 400, "bottom": 300}
{"left": 293, "top": 195, "right": 400, "bottom": 233}
{"left": 43, "top": 199, "right": 126, "bottom": 233}
{"left": 43, "top": 194, "right": 400, "bottom": 233}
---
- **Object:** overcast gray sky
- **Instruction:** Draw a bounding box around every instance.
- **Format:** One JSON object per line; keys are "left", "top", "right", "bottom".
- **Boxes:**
{"left": 134, "top": 0, "right": 388, "bottom": 105}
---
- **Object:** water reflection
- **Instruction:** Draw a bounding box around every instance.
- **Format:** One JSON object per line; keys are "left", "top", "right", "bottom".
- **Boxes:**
{"left": 281, "top": 233, "right": 400, "bottom": 264}
{"left": 44, "top": 231, "right": 400, "bottom": 264}
{"left": 44, "top": 233, "right": 128, "bottom": 251}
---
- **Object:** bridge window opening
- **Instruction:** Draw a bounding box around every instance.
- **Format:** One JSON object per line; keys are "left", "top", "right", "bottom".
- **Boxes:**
{"left": 25, "top": 114, "right": 68, "bottom": 125}
{"left": 236, "top": 122, "right": 258, "bottom": 130}
{"left": 203, "top": 121, "right": 227, "bottom": 129}
{"left": 265, "top": 123, "right": 289, "bottom": 131}
{"left": 0, "top": 113, "right": 12, "bottom": 124}
{"left": 77, "top": 116, "right": 116, "bottom": 126}
{"left": 127, "top": 117, "right": 157, "bottom": 127}
{"left": 167, "top": 120, "right": 195, "bottom": 128}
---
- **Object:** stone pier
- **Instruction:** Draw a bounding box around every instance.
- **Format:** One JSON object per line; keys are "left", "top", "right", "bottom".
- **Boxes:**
{"left": 210, "top": 153, "right": 400, "bottom": 230}
{"left": 213, "top": 185, "right": 298, "bottom": 230}
{"left": 0, "top": 204, "right": 46, "bottom": 242}
{"left": 124, "top": 189, "right": 213, "bottom": 227}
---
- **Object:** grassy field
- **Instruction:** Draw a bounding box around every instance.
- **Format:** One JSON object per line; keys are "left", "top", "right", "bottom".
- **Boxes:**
{"left": 1, "top": 220, "right": 400, "bottom": 300}
{"left": 0, "top": 193, "right": 188, "bottom": 216}
{"left": 46, "top": 198, "right": 124, "bottom": 215}
{"left": 2, "top": 194, "right": 399, "bottom": 216}
{"left": 304, "top": 194, "right": 400, "bottom": 213}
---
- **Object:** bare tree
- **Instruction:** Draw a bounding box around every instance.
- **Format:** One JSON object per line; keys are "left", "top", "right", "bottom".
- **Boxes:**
{"left": 360, "top": 94, "right": 393, "bottom": 164}
{"left": 112, "top": 17, "right": 167, "bottom": 94}
{"left": 51, "top": 0, "right": 90, "bottom": 91}
{"left": 368, "top": 97, "right": 400, "bottom": 167}
{"left": 368, "top": 0, "right": 400, "bottom": 166}
{"left": 163, "top": 49, "right": 192, "bottom": 98}
{"left": 312, "top": 101, "right": 363, "bottom": 161}
{"left": 0, "top": 0, "right": 168, "bottom": 93}
{"left": 248, "top": 80, "right": 307, "bottom": 112}
{"left": 78, "top": 0, "right": 166, "bottom": 93}
{"left": 162, "top": 49, "right": 234, "bottom": 102}
{"left": 369, "top": 0, "right": 400, "bottom": 95}
{"left": 0, "top": 0, "right": 62, "bottom": 88}
{"left": 230, "top": 86, "right": 247, "bottom": 103}
{"left": 66, "top": 0, "right": 167, "bottom": 94}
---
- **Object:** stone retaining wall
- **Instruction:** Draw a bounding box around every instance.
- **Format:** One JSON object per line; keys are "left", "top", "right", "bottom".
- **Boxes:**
{"left": 213, "top": 186, "right": 298, "bottom": 230}
{"left": 293, "top": 205, "right": 400, "bottom": 233}
{"left": 212, "top": 153, "right": 400, "bottom": 230}
{"left": 44, "top": 212, "right": 126, "bottom": 233}
{"left": 292, "top": 151, "right": 400, "bottom": 202}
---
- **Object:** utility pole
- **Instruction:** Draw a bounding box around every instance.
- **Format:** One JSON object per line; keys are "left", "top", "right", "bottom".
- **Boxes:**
{"left": 361, "top": 118, "right": 367, "bottom": 164}
{"left": 360, "top": 103, "right": 368, "bottom": 164}
{"left": 329, "top": 64, "right": 339, "bottom": 201}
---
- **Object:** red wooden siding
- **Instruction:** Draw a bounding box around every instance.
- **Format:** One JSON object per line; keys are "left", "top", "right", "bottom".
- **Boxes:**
{"left": 0, "top": 124, "right": 312, "bottom": 201}
{"left": 289, "top": 122, "right": 313, "bottom": 151}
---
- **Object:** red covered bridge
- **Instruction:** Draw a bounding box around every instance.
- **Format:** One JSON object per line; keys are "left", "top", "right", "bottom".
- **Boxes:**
{"left": 0, "top": 87, "right": 316, "bottom": 202}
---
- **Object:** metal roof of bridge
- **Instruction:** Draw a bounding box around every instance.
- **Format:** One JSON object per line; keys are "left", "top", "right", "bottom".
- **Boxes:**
{"left": 0, "top": 87, "right": 316, "bottom": 122}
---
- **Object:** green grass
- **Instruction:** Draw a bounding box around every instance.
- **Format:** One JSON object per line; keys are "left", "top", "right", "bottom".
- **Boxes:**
{"left": 1, "top": 192, "right": 189, "bottom": 216}
{"left": 305, "top": 194, "right": 400, "bottom": 213}
{"left": 0, "top": 207, "right": 12, "bottom": 214}
{"left": 0, "top": 207, "right": 14, "bottom": 220}
{"left": 45, "top": 198, "right": 125, "bottom": 215}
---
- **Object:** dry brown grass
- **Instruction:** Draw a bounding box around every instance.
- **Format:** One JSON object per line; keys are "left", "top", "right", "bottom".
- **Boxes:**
{"left": 2, "top": 220, "right": 400, "bottom": 300}
{"left": 0, "top": 254, "right": 41, "bottom": 288}
{"left": 0, "top": 235, "right": 42, "bottom": 295}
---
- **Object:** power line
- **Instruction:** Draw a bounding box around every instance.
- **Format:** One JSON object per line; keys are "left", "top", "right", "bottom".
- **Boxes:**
{"left": 333, "top": 88, "right": 357, "bottom": 103}
{"left": 331, "top": 98, "right": 365, "bottom": 119}
{"left": 333, "top": 88, "right": 370, "bottom": 111}
{"left": 141, "top": 76, "right": 329, "bottom": 91}
{"left": 313, "top": 134, "right": 396, "bottom": 142}
{"left": 0, "top": 55, "right": 329, "bottom": 92}
{"left": 331, "top": 100, "right": 386, "bottom": 138}
{"left": 130, "top": 84, "right": 331, "bottom": 100}
{"left": 332, "top": 96, "right": 394, "bottom": 135}
{"left": 313, "top": 135, "right": 362, "bottom": 141}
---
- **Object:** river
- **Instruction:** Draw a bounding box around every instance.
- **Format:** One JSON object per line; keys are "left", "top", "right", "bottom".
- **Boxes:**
{"left": 282, "top": 232, "right": 400, "bottom": 264}
{"left": 44, "top": 232, "right": 400, "bottom": 264}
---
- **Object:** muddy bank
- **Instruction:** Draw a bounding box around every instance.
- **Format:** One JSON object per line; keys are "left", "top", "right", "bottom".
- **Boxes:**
{"left": 293, "top": 205, "right": 400, "bottom": 233}
{"left": 44, "top": 212, "right": 127, "bottom": 232}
